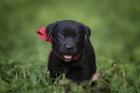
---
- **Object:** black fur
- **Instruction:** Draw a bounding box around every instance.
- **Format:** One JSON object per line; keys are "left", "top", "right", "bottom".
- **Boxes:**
{"left": 47, "top": 20, "right": 96, "bottom": 83}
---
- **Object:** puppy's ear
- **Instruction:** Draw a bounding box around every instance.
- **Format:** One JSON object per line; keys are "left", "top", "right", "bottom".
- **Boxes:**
{"left": 80, "top": 24, "right": 91, "bottom": 39}
{"left": 37, "top": 22, "right": 58, "bottom": 43}
{"left": 46, "top": 22, "right": 58, "bottom": 38}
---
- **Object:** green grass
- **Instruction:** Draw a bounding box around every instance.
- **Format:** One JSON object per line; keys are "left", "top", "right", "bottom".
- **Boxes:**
{"left": 0, "top": 0, "right": 140, "bottom": 93}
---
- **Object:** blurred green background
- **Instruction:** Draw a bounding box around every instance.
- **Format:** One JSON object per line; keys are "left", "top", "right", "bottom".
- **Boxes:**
{"left": 0, "top": 0, "right": 140, "bottom": 93}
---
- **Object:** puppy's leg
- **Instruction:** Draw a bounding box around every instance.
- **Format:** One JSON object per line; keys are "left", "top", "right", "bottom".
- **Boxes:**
{"left": 65, "top": 67, "right": 85, "bottom": 82}
{"left": 49, "top": 70, "right": 62, "bottom": 83}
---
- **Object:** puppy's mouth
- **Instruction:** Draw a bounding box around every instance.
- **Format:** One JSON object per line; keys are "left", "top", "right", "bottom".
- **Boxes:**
{"left": 53, "top": 50, "right": 81, "bottom": 62}
{"left": 63, "top": 55, "right": 73, "bottom": 62}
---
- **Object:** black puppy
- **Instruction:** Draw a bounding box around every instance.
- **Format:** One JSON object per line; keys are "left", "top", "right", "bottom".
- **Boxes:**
{"left": 37, "top": 20, "right": 96, "bottom": 83}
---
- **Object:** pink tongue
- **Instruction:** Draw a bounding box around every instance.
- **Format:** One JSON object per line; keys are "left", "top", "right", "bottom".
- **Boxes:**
{"left": 64, "top": 55, "right": 72, "bottom": 59}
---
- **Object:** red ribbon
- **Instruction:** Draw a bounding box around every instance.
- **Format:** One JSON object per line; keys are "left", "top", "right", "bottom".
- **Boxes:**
{"left": 37, "top": 26, "right": 52, "bottom": 43}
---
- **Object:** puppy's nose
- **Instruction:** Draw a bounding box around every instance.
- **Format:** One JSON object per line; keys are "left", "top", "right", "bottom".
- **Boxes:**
{"left": 64, "top": 43, "right": 74, "bottom": 51}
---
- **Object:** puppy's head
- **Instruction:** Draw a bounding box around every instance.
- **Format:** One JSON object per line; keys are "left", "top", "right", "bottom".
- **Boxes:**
{"left": 37, "top": 20, "right": 91, "bottom": 61}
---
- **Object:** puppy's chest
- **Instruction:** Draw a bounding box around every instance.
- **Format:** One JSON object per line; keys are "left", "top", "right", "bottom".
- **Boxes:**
{"left": 58, "top": 63, "right": 80, "bottom": 73}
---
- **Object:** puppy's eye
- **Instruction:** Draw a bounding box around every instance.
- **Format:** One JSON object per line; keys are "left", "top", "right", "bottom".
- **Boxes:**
{"left": 75, "top": 37, "right": 79, "bottom": 40}
{"left": 58, "top": 34, "right": 64, "bottom": 38}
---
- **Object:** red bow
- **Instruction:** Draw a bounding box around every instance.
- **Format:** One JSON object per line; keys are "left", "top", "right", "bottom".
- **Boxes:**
{"left": 37, "top": 26, "right": 52, "bottom": 43}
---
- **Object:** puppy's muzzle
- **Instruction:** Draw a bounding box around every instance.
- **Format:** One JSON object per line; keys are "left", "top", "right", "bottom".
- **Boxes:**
{"left": 64, "top": 43, "right": 74, "bottom": 52}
